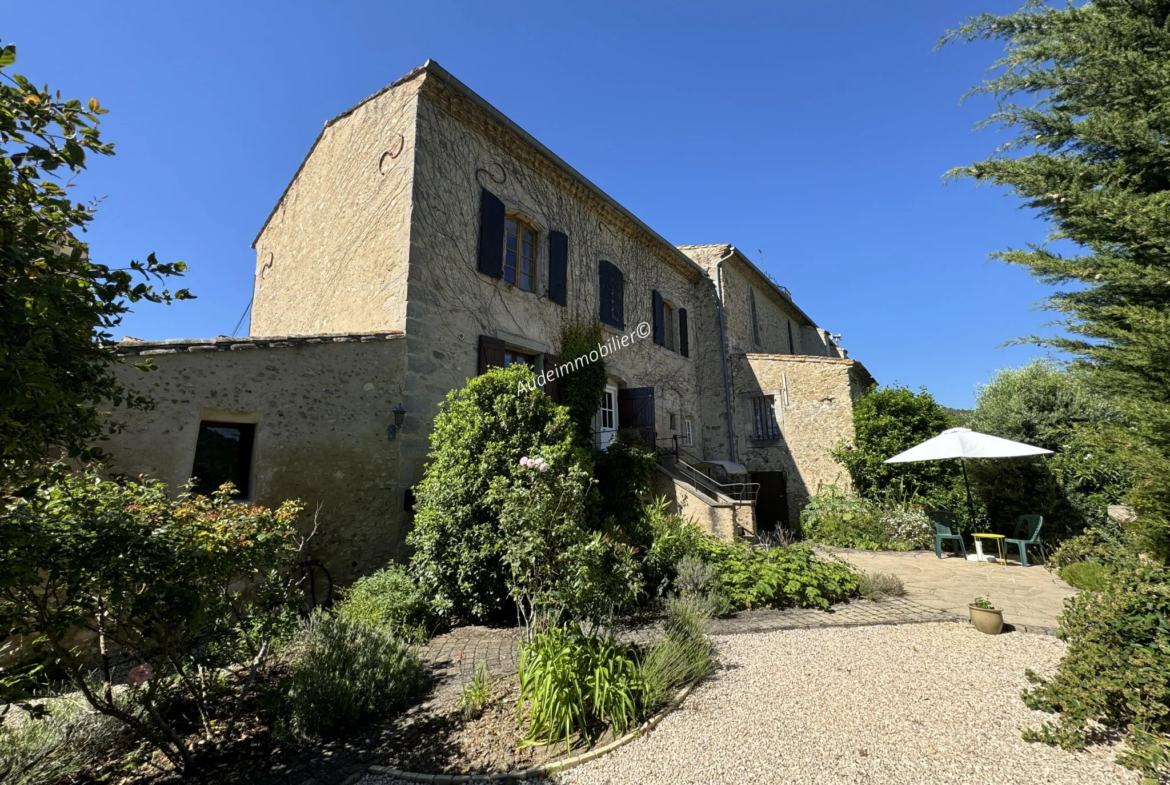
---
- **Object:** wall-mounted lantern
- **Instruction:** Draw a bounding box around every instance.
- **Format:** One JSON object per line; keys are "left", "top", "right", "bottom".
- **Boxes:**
{"left": 387, "top": 403, "right": 407, "bottom": 441}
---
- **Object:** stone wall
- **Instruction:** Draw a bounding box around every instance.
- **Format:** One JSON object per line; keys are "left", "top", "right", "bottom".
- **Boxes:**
{"left": 395, "top": 71, "right": 731, "bottom": 488}
{"left": 250, "top": 73, "right": 422, "bottom": 336}
{"left": 731, "top": 354, "right": 868, "bottom": 524}
{"left": 651, "top": 468, "right": 752, "bottom": 541}
{"left": 107, "top": 333, "right": 407, "bottom": 584}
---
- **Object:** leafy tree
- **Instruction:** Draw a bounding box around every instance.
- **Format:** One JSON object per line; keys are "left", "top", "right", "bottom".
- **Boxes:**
{"left": 965, "top": 360, "right": 1135, "bottom": 538}
{"left": 408, "top": 364, "right": 587, "bottom": 623}
{"left": 558, "top": 321, "right": 608, "bottom": 447}
{"left": 0, "top": 41, "right": 191, "bottom": 488}
{"left": 832, "top": 386, "right": 962, "bottom": 508}
{"left": 942, "top": 0, "right": 1170, "bottom": 559}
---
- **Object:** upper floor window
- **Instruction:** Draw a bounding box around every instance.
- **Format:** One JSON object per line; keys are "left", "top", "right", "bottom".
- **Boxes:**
{"left": 787, "top": 319, "right": 796, "bottom": 354}
{"left": 683, "top": 418, "right": 694, "bottom": 446}
{"left": 504, "top": 217, "right": 537, "bottom": 292}
{"left": 599, "top": 260, "right": 625, "bottom": 329}
{"left": 749, "top": 288, "right": 762, "bottom": 347}
{"left": 751, "top": 396, "right": 780, "bottom": 441}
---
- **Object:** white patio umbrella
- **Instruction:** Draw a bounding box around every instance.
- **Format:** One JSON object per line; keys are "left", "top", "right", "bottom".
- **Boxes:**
{"left": 883, "top": 427, "right": 1053, "bottom": 529}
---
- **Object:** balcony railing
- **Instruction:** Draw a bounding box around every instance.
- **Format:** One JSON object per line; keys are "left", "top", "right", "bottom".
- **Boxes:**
{"left": 655, "top": 437, "right": 759, "bottom": 503}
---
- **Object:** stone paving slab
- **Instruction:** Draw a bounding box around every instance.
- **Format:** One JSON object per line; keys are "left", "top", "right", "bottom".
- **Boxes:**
{"left": 824, "top": 546, "right": 1076, "bottom": 630}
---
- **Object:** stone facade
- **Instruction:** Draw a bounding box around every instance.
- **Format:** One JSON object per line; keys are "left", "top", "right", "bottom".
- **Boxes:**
{"left": 109, "top": 333, "right": 407, "bottom": 582}
{"left": 103, "top": 60, "right": 873, "bottom": 583}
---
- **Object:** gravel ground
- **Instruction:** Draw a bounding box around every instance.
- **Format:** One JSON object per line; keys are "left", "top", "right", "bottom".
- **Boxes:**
{"left": 363, "top": 623, "right": 1137, "bottom": 785}
{"left": 559, "top": 624, "right": 1136, "bottom": 785}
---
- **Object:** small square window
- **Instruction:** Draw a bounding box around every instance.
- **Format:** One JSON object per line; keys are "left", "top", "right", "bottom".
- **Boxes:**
{"left": 191, "top": 421, "right": 256, "bottom": 498}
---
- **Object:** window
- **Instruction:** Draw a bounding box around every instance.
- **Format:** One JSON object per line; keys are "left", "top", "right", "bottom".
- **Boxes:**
{"left": 191, "top": 421, "right": 256, "bottom": 498}
{"left": 599, "top": 260, "right": 625, "bottom": 329}
{"left": 749, "top": 288, "right": 761, "bottom": 347}
{"left": 683, "top": 418, "right": 693, "bottom": 446}
{"left": 751, "top": 396, "right": 780, "bottom": 441}
{"left": 787, "top": 319, "right": 796, "bottom": 354}
{"left": 600, "top": 389, "right": 615, "bottom": 430}
{"left": 504, "top": 217, "right": 537, "bottom": 292}
{"left": 669, "top": 413, "right": 678, "bottom": 430}
{"left": 663, "top": 301, "right": 676, "bottom": 351}
{"left": 503, "top": 349, "right": 535, "bottom": 368}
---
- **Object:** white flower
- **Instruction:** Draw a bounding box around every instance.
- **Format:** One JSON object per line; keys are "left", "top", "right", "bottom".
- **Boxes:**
{"left": 520, "top": 457, "right": 531, "bottom": 468}
{"left": 539, "top": 462, "right": 549, "bottom": 472}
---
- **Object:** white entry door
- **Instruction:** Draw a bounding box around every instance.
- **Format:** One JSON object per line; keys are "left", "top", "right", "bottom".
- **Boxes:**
{"left": 597, "top": 385, "right": 618, "bottom": 449}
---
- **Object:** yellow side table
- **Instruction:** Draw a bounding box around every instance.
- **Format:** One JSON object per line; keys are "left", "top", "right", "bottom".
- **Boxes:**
{"left": 972, "top": 533, "right": 1007, "bottom": 566}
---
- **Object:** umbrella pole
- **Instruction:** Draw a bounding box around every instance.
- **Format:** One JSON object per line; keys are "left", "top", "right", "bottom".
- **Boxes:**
{"left": 961, "top": 458, "right": 975, "bottom": 532}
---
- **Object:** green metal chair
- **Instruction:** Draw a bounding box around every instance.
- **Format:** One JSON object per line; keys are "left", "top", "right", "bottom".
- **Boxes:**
{"left": 931, "top": 512, "right": 967, "bottom": 559}
{"left": 1005, "top": 515, "right": 1045, "bottom": 567}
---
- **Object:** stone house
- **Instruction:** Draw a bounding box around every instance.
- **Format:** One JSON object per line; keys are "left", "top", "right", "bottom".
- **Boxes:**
{"left": 107, "top": 61, "right": 874, "bottom": 584}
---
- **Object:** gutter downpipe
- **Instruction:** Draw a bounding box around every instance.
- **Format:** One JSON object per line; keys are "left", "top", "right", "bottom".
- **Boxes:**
{"left": 713, "top": 249, "right": 737, "bottom": 463}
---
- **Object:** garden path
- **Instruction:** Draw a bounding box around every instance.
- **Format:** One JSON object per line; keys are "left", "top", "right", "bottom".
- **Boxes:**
{"left": 419, "top": 596, "right": 960, "bottom": 708}
{"left": 826, "top": 547, "right": 1076, "bottom": 631}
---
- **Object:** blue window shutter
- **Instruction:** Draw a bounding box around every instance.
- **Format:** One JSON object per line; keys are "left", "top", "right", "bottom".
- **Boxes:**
{"left": 652, "top": 290, "right": 665, "bottom": 346}
{"left": 477, "top": 189, "right": 505, "bottom": 278}
{"left": 548, "top": 231, "right": 568, "bottom": 306}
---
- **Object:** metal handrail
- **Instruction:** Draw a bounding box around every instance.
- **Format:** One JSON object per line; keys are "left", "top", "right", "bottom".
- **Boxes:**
{"left": 655, "top": 436, "right": 759, "bottom": 503}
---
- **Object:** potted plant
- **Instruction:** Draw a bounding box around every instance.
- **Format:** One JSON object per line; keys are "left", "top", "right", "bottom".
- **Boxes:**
{"left": 969, "top": 596, "right": 1003, "bottom": 635}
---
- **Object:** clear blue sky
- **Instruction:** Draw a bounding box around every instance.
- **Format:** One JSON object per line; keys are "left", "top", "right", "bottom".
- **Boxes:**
{"left": 9, "top": 0, "right": 1062, "bottom": 409}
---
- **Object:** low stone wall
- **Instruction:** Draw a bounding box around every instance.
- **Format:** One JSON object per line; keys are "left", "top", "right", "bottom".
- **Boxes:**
{"left": 652, "top": 467, "right": 754, "bottom": 540}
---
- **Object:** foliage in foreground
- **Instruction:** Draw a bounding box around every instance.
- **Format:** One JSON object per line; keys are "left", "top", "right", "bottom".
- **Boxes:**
{"left": 0, "top": 473, "right": 304, "bottom": 772}
{"left": 335, "top": 564, "right": 439, "bottom": 644}
{"left": 0, "top": 697, "right": 124, "bottom": 785}
{"left": 639, "top": 598, "right": 715, "bottom": 713}
{"left": 0, "top": 41, "right": 191, "bottom": 490}
{"left": 558, "top": 321, "right": 609, "bottom": 448}
{"left": 281, "top": 613, "right": 429, "bottom": 740}
{"left": 517, "top": 627, "right": 641, "bottom": 753}
{"left": 1059, "top": 561, "right": 1112, "bottom": 593}
{"left": 857, "top": 571, "right": 906, "bottom": 601}
{"left": 1022, "top": 561, "right": 1170, "bottom": 780}
{"left": 408, "top": 364, "right": 584, "bottom": 623}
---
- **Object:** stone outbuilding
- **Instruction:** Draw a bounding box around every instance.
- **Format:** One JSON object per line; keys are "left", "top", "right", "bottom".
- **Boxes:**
{"left": 106, "top": 61, "right": 874, "bottom": 584}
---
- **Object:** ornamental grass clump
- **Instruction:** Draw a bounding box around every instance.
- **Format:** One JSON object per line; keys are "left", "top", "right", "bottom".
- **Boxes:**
{"left": 516, "top": 627, "right": 641, "bottom": 753}
{"left": 639, "top": 598, "right": 715, "bottom": 713}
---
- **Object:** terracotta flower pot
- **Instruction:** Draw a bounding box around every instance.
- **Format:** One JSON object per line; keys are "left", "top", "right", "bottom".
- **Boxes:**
{"left": 969, "top": 605, "right": 1004, "bottom": 635}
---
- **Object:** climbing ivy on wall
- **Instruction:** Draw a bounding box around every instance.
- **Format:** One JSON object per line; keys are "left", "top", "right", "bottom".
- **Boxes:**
{"left": 559, "top": 322, "right": 608, "bottom": 447}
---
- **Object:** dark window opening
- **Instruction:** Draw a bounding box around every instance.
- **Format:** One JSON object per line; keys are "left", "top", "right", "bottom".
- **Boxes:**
{"left": 751, "top": 396, "right": 780, "bottom": 441}
{"left": 191, "top": 421, "right": 255, "bottom": 498}
{"left": 504, "top": 349, "right": 536, "bottom": 367}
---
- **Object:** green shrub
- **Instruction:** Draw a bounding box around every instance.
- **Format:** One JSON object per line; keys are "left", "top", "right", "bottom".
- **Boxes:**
{"left": 498, "top": 458, "right": 642, "bottom": 628}
{"left": 0, "top": 473, "right": 304, "bottom": 773}
{"left": 335, "top": 564, "right": 438, "bottom": 643}
{"left": 1021, "top": 561, "right": 1170, "bottom": 780}
{"left": 858, "top": 571, "right": 906, "bottom": 601}
{"left": 696, "top": 540, "right": 858, "bottom": 610}
{"left": 639, "top": 598, "right": 714, "bottom": 713}
{"left": 672, "top": 555, "right": 732, "bottom": 616}
{"left": 801, "top": 490, "right": 932, "bottom": 551}
{"left": 642, "top": 498, "right": 707, "bottom": 594}
{"left": 282, "top": 614, "right": 429, "bottom": 740}
{"left": 408, "top": 364, "right": 584, "bottom": 623}
{"left": 0, "top": 698, "right": 124, "bottom": 785}
{"left": 591, "top": 440, "right": 656, "bottom": 544}
{"left": 1059, "top": 561, "right": 1112, "bottom": 593}
{"left": 517, "top": 627, "right": 641, "bottom": 752}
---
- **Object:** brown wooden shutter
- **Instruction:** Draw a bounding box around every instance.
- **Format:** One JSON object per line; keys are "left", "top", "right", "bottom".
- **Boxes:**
{"left": 652, "top": 290, "right": 665, "bottom": 346}
{"left": 617, "top": 386, "right": 656, "bottom": 449}
{"left": 478, "top": 335, "right": 506, "bottom": 375}
{"left": 678, "top": 307, "right": 689, "bottom": 357}
{"left": 548, "top": 231, "right": 568, "bottom": 306}
{"left": 477, "top": 189, "right": 505, "bottom": 278}
{"left": 542, "top": 353, "right": 561, "bottom": 401}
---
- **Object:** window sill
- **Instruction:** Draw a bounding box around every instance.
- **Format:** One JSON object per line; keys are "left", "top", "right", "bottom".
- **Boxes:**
{"left": 749, "top": 436, "right": 781, "bottom": 445}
